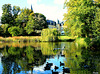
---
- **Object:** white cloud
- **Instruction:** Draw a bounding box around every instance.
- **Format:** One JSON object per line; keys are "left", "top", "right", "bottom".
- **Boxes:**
{"left": 27, "top": 0, "right": 66, "bottom": 21}
{"left": 0, "top": 11, "right": 2, "bottom": 17}
{"left": 27, "top": 0, "right": 41, "bottom": 5}
{"left": 27, "top": 0, "right": 37, "bottom": 5}
{"left": 54, "top": 0, "right": 65, "bottom": 5}
{"left": 33, "top": 4, "right": 58, "bottom": 21}
{"left": 32, "top": 4, "right": 65, "bottom": 21}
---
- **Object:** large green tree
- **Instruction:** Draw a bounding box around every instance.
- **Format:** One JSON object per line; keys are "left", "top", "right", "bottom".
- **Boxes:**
{"left": 1, "top": 4, "right": 13, "bottom": 25}
{"left": 1, "top": 4, "right": 20, "bottom": 26}
{"left": 64, "top": 0, "right": 100, "bottom": 37}
{"left": 25, "top": 13, "right": 47, "bottom": 34}
{"left": 15, "top": 8, "right": 33, "bottom": 27}
{"left": 15, "top": 8, "right": 33, "bottom": 35}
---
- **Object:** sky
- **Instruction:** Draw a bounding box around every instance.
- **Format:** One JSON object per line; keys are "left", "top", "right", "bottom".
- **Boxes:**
{"left": 0, "top": 0, "right": 66, "bottom": 22}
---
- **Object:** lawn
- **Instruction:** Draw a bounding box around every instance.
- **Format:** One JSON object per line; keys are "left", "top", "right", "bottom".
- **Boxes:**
{"left": 58, "top": 36, "right": 77, "bottom": 41}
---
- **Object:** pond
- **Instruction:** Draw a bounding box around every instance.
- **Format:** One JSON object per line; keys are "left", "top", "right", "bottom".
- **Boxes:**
{"left": 0, "top": 41, "right": 100, "bottom": 74}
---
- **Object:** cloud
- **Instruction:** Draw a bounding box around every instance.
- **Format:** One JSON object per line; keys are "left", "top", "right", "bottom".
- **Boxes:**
{"left": 27, "top": 0, "right": 66, "bottom": 21}
{"left": 27, "top": 0, "right": 37, "bottom": 5}
{"left": 54, "top": 0, "right": 65, "bottom": 5}
{"left": 27, "top": 0, "right": 41, "bottom": 5}
{"left": 32, "top": 4, "right": 64, "bottom": 21}
{"left": 0, "top": 11, "right": 2, "bottom": 16}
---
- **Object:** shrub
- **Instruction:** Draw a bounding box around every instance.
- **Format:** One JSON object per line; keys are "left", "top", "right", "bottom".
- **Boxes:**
{"left": 41, "top": 28, "right": 59, "bottom": 42}
{"left": 89, "top": 36, "right": 100, "bottom": 51}
{"left": 8, "top": 26, "right": 22, "bottom": 36}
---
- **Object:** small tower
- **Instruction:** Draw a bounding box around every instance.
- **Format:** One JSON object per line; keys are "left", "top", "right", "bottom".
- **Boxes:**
{"left": 31, "top": 4, "right": 33, "bottom": 11}
{"left": 57, "top": 19, "right": 59, "bottom": 24}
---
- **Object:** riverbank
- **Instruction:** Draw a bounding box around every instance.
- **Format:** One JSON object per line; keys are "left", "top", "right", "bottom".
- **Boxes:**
{"left": 0, "top": 36, "right": 76, "bottom": 42}
{"left": 0, "top": 36, "right": 41, "bottom": 42}
{"left": 58, "top": 36, "right": 77, "bottom": 41}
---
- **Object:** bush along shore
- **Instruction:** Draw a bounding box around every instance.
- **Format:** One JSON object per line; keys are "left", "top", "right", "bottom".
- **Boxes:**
{"left": 0, "top": 29, "right": 76, "bottom": 43}
{"left": 0, "top": 36, "right": 76, "bottom": 43}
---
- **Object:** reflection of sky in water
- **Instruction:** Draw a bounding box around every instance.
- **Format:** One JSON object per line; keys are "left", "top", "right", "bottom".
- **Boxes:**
{"left": 33, "top": 55, "right": 66, "bottom": 74}
{"left": 0, "top": 57, "right": 3, "bottom": 74}
{"left": 0, "top": 54, "right": 66, "bottom": 74}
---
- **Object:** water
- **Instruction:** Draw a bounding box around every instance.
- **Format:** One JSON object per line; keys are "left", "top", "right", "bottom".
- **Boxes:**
{"left": 0, "top": 42, "right": 100, "bottom": 74}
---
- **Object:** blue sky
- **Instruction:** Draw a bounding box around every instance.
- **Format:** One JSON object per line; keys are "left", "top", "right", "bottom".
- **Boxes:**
{"left": 0, "top": 0, "right": 66, "bottom": 22}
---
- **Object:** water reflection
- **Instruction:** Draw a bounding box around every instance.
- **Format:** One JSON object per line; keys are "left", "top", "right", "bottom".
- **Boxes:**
{"left": 1, "top": 46, "right": 47, "bottom": 74}
{"left": 0, "top": 42, "right": 99, "bottom": 74}
{"left": 64, "top": 42, "right": 100, "bottom": 74}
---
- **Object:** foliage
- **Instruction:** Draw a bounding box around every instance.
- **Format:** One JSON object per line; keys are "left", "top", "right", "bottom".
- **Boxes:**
{"left": 1, "top": 4, "right": 13, "bottom": 24}
{"left": 15, "top": 8, "right": 33, "bottom": 27}
{"left": 8, "top": 26, "right": 22, "bottom": 36}
{"left": 41, "top": 28, "right": 59, "bottom": 42}
{"left": 1, "top": 4, "right": 48, "bottom": 37}
{"left": 63, "top": 28, "right": 71, "bottom": 36}
{"left": 89, "top": 36, "right": 100, "bottom": 51}
{"left": 34, "top": 13, "right": 47, "bottom": 29}
{"left": 24, "top": 13, "right": 35, "bottom": 34}
{"left": 25, "top": 13, "right": 47, "bottom": 34}
{"left": 93, "top": 7, "right": 100, "bottom": 37}
{"left": 1, "top": 4, "right": 20, "bottom": 25}
{"left": 0, "top": 26, "right": 3, "bottom": 36}
{"left": 1, "top": 24, "right": 9, "bottom": 34}
{"left": 64, "top": 0, "right": 100, "bottom": 37}
{"left": 0, "top": 24, "right": 9, "bottom": 37}
{"left": 75, "top": 38, "right": 87, "bottom": 47}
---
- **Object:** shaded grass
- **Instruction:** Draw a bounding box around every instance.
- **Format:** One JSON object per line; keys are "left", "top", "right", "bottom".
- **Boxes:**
{"left": 58, "top": 36, "right": 77, "bottom": 41}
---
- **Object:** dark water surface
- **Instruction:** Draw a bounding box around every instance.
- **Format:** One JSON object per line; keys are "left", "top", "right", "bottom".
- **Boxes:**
{"left": 0, "top": 42, "right": 100, "bottom": 74}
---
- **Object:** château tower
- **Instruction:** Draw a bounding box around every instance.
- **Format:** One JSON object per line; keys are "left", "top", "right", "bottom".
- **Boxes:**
{"left": 31, "top": 4, "right": 33, "bottom": 11}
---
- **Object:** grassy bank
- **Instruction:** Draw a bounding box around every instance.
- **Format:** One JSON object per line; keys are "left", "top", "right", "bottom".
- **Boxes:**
{"left": 58, "top": 36, "right": 77, "bottom": 41}
{"left": 0, "top": 36, "right": 41, "bottom": 42}
{"left": 0, "top": 36, "right": 76, "bottom": 42}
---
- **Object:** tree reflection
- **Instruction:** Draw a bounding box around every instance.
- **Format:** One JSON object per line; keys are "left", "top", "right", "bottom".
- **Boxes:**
{"left": 1, "top": 46, "right": 47, "bottom": 74}
{"left": 64, "top": 42, "right": 100, "bottom": 74}
{"left": 1, "top": 42, "right": 99, "bottom": 74}
{"left": 41, "top": 42, "right": 61, "bottom": 55}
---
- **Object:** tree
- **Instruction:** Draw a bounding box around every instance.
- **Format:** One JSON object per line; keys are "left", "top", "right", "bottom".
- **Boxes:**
{"left": 0, "top": 24, "right": 9, "bottom": 37}
{"left": 34, "top": 13, "right": 47, "bottom": 29}
{"left": 25, "top": 13, "right": 47, "bottom": 34}
{"left": 12, "top": 6, "right": 20, "bottom": 25}
{"left": 8, "top": 26, "right": 22, "bottom": 36}
{"left": 41, "top": 28, "right": 59, "bottom": 41}
{"left": 1, "top": 4, "right": 13, "bottom": 25}
{"left": 92, "top": 0, "right": 100, "bottom": 37}
{"left": 0, "top": 26, "right": 3, "bottom": 36}
{"left": 24, "top": 13, "right": 35, "bottom": 34}
{"left": 1, "top": 4, "right": 20, "bottom": 26}
{"left": 64, "top": 0, "right": 100, "bottom": 37}
{"left": 15, "top": 8, "right": 33, "bottom": 28}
